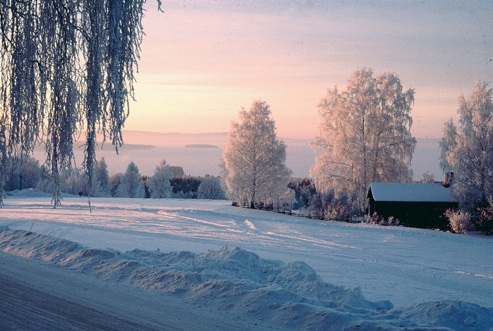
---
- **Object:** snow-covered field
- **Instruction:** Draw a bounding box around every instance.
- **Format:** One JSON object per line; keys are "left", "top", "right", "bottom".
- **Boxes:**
{"left": 1, "top": 192, "right": 493, "bottom": 330}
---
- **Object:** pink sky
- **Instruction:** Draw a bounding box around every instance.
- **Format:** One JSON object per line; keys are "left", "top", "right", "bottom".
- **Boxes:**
{"left": 126, "top": 1, "right": 493, "bottom": 139}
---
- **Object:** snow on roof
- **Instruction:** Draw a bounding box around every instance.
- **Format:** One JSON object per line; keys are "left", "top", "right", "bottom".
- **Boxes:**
{"left": 368, "top": 183, "right": 457, "bottom": 203}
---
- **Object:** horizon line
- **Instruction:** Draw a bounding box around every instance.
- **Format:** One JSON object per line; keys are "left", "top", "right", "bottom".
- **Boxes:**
{"left": 121, "top": 129, "right": 442, "bottom": 141}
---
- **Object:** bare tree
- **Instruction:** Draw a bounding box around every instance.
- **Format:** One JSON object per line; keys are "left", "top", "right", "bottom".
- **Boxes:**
{"left": 440, "top": 81, "right": 493, "bottom": 207}
{"left": 221, "top": 101, "right": 292, "bottom": 209}
{"left": 0, "top": 0, "right": 160, "bottom": 207}
{"left": 311, "top": 68, "right": 416, "bottom": 210}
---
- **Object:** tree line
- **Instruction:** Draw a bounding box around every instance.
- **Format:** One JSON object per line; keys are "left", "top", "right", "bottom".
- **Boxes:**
{"left": 4, "top": 155, "right": 226, "bottom": 200}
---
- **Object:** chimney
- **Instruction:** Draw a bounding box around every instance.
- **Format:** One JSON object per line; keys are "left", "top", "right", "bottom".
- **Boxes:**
{"left": 443, "top": 172, "right": 454, "bottom": 188}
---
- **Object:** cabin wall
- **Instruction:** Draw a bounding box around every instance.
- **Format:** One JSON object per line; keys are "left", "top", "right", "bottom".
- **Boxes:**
{"left": 371, "top": 200, "right": 458, "bottom": 229}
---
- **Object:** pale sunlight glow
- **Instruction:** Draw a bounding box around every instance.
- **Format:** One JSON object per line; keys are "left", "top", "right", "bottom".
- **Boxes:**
{"left": 127, "top": 1, "right": 493, "bottom": 139}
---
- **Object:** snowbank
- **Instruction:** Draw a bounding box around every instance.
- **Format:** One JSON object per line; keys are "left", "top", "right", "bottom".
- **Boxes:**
{"left": 1, "top": 226, "right": 491, "bottom": 330}
{"left": 2, "top": 196, "right": 493, "bottom": 308}
{"left": 6, "top": 188, "right": 53, "bottom": 198}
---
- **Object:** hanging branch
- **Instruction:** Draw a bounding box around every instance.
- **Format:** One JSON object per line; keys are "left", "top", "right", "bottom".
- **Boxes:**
{"left": 0, "top": 0, "right": 154, "bottom": 208}
{"left": 0, "top": 120, "right": 6, "bottom": 207}
{"left": 8, "top": 0, "right": 41, "bottom": 155}
{"left": 40, "top": 0, "right": 81, "bottom": 207}
{"left": 81, "top": 0, "right": 108, "bottom": 210}
{"left": 107, "top": 0, "right": 144, "bottom": 152}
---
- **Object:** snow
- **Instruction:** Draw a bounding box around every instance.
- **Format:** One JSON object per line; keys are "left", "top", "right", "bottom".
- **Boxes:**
{"left": 369, "top": 183, "right": 457, "bottom": 202}
{"left": 1, "top": 193, "right": 493, "bottom": 330}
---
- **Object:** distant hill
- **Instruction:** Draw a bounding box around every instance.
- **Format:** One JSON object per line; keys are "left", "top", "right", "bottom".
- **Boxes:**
{"left": 121, "top": 130, "right": 228, "bottom": 147}
{"left": 185, "top": 144, "right": 218, "bottom": 149}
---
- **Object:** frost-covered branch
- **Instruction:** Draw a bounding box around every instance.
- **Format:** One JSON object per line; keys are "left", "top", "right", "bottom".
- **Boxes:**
{"left": 0, "top": 0, "right": 156, "bottom": 207}
{"left": 440, "top": 82, "right": 493, "bottom": 207}
{"left": 312, "top": 68, "right": 416, "bottom": 211}
{"left": 222, "top": 101, "right": 292, "bottom": 209}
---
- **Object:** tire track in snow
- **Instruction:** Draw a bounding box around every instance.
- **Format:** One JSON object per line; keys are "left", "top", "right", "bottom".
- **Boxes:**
{"left": 244, "top": 220, "right": 257, "bottom": 230}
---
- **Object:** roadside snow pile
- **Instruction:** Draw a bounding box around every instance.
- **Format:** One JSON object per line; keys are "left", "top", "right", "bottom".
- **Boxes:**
{"left": 1, "top": 226, "right": 492, "bottom": 330}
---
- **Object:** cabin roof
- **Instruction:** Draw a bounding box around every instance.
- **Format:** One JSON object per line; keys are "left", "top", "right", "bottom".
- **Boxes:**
{"left": 367, "top": 183, "right": 456, "bottom": 203}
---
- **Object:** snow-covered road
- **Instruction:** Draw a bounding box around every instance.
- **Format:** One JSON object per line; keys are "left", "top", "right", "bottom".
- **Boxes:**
{"left": 0, "top": 251, "right": 252, "bottom": 330}
{"left": 1, "top": 195, "right": 493, "bottom": 309}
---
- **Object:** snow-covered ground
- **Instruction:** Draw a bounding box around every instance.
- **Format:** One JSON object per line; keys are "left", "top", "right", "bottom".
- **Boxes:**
{"left": 1, "top": 192, "right": 492, "bottom": 330}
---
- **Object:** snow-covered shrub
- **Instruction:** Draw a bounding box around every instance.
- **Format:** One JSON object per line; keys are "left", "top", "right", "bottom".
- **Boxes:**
{"left": 325, "top": 191, "right": 360, "bottom": 222}
{"left": 306, "top": 192, "right": 331, "bottom": 219}
{"left": 365, "top": 213, "right": 400, "bottom": 226}
{"left": 445, "top": 209, "right": 472, "bottom": 234}
{"left": 475, "top": 200, "right": 493, "bottom": 235}
{"left": 197, "top": 176, "right": 226, "bottom": 200}
{"left": 386, "top": 216, "right": 400, "bottom": 226}
{"left": 306, "top": 190, "right": 359, "bottom": 222}
{"left": 287, "top": 178, "right": 316, "bottom": 210}
{"left": 366, "top": 212, "right": 383, "bottom": 225}
{"left": 275, "top": 189, "right": 296, "bottom": 214}
{"left": 325, "top": 203, "right": 353, "bottom": 222}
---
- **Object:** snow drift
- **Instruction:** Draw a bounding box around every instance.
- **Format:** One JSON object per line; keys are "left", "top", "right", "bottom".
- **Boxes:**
{"left": 1, "top": 226, "right": 491, "bottom": 330}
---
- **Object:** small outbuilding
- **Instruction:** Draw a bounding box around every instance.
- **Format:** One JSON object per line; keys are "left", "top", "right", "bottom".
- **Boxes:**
{"left": 367, "top": 183, "right": 458, "bottom": 229}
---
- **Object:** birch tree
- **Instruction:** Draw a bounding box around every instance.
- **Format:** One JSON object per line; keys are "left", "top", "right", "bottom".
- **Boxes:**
{"left": 0, "top": 1, "right": 160, "bottom": 207}
{"left": 440, "top": 81, "right": 493, "bottom": 207}
{"left": 221, "top": 100, "right": 292, "bottom": 209}
{"left": 311, "top": 68, "right": 416, "bottom": 210}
